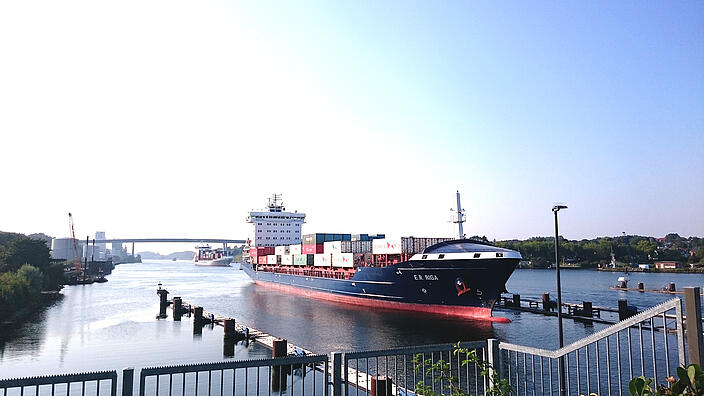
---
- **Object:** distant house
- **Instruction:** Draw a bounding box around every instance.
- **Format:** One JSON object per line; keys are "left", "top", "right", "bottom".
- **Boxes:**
{"left": 655, "top": 261, "right": 678, "bottom": 269}
{"left": 638, "top": 264, "right": 651, "bottom": 270}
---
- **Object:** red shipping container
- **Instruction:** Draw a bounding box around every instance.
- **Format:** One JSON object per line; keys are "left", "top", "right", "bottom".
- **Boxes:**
{"left": 257, "top": 256, "right": 267, "bottom": 264}
{"left": 302, "top": 244, "right": 324, "bottom": 254}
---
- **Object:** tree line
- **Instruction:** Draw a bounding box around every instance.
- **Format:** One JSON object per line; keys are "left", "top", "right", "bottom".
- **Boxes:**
{"left": 493, "top": 233, "right": 704, "bottom": 268}
{"left": 0, "top": 231, "right": 64, "bottom": 320}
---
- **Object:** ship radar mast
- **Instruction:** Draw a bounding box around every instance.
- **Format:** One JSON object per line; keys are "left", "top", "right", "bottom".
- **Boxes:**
{"left": 450, "top": 190, "right": 466, "bottom": 239}
{"left": 267, "top": 193, "right": 285, "bottom": 212}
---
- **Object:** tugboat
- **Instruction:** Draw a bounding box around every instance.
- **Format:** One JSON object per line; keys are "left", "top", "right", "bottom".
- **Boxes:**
{"left": 194, "top": 245, "right": 232, "bottom": 267}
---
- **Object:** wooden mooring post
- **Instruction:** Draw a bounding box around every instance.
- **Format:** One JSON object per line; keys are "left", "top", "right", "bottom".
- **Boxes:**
{"left": 684, "top": 287, "right": 703, "bottom": 366}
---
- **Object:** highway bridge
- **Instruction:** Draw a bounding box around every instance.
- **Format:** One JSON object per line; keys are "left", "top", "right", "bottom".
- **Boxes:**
{"left": 94, "top": 238, "right": 247, "bottom": 256}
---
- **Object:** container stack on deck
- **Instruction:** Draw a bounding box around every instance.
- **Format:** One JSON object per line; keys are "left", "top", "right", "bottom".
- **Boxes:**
{"left": 252, "top": 234, "right": 455, "bottom": 269}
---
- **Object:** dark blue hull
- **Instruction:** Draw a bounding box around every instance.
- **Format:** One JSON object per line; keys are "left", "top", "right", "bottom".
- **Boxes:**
{"left": 242, "top": 257, "right": 519, "bottom": 321}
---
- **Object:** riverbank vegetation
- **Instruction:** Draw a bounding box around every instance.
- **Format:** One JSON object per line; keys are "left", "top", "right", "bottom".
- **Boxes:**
{"left": 0, "top": 231, "right": 64, "bottom": 322}
{"left": 495, "top": 233, "right": 704, "bottom": 269}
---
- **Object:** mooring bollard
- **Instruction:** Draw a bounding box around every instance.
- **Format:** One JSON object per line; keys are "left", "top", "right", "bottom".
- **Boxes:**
{"left": 542, "top": 293, "right": 551, "bottom": 310}
{"left": 370, "top": 376, "right": 393, "bottom": 396}
{"left": 156, "top": 286, "right": 169, "bottom": 319}
{"left": 223, "top": 318, "right": 236, "bottom": 338}
{"left": 669, "top": 282, "right": 676, "bottom": 292}
{"left": 194, "top": 306, "right": 204, "bottom": 327}
{"left": 581, "top": 301, "right": 593, "bottom": 317}
{"left": 512, "top": 294, "right": 521, "bottom": 307}
{"left": 637, "top": 282, "right": 644, "bottom": 291}
{"left": 618, "top": 299, "right": 636, "bottom": 321}
{"left": 173, "top": 297, "right": 182, "bottom": 321}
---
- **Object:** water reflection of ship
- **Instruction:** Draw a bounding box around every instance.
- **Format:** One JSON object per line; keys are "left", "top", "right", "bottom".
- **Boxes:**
{"left": 194, "top": 245, "right": 233, "bottom": 267}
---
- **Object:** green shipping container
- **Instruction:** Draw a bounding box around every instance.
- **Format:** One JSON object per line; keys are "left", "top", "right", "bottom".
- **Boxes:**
{"left": 293, "top": 254, "right": 314, "bottom": 266}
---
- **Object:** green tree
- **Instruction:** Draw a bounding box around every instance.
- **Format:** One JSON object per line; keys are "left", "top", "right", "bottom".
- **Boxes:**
{"left": 1, "top": 237, "right": 51, "bottom": 272}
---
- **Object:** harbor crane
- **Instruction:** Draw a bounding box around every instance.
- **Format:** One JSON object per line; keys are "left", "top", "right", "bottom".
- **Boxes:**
{"left": 68, "top": 212, "right": 81, "bottom": 277}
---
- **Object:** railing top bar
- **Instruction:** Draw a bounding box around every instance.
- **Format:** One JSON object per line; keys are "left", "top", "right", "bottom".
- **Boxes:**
{"left": 343, "top": 341, "right": 487, "bottom": 360}
{"left": 141, "top": 354, "right": 327, "bottom": 376}
{"left": 499, "top": 298, "right": 682, "bottom": 359}
{"left": 0, "top": 371, "right": 117, "bottom": 388}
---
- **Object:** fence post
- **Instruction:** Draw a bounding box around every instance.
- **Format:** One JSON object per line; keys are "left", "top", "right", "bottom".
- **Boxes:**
{"left": 122, "top": 368, "right": 134, "bottom": 396}
{"left": 486, "top": 339, "right": 501, "bottom": 394}
{"left": 332, "top": 352, "right": 342, "bottom": 396}
{"left": 684, "top": 287, "right": 703, "bottom": 366}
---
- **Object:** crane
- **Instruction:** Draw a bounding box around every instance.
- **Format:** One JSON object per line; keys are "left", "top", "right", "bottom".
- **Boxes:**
{"left": 68, "top": 213, "right": 81, "bottom": 277}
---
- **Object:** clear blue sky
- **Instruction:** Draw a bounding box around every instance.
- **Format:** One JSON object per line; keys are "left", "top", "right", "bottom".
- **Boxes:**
{"left": 0, "top": 1, "right": 702, "bottom": 247}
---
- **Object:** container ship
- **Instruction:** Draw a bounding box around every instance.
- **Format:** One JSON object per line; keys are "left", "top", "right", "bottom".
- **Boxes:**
{"left": 194, "top": 245, "right": 233, "bottom": 267}
{"left": 242, "top": 194, "right": 521, "bottom": 322}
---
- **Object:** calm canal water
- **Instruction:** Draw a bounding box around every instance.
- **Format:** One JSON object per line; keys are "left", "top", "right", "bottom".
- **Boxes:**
{"left": 1, "top": 260, "right": 702, "bottom": 378}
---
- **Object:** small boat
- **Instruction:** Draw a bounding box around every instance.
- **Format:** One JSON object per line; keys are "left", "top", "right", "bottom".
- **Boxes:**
{"left": 194, "top": 245, "right": 232, "bottom": 267}
{"left": 616, "top": 276, "right": 628, "bottom": 288}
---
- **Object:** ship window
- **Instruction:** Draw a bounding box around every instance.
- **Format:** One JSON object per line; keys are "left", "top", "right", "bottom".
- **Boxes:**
{"left": 422, "top": 255, "right": 428, "bottom": 259}
{"left": 474, "top": 253, "right": 481, "bottom": 258}
{"left": 496, "top": 253, "right": 504, "bottom": 258}
{"left": 438, "top": 254, "right": 445, "bottom": 259}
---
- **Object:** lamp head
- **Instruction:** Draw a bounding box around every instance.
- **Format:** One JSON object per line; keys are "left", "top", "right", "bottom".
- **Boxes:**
{"left": 552, "top": 204, "right": 568, "bottom": 212}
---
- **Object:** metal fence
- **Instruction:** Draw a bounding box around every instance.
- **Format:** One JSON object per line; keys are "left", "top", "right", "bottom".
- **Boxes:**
{"left": 0, "top": 371, "right": 117, "bottom": 396}
{"left": 137, "top": 354, "right": 328, "bottom": 396}
{"left": 3, "top": 292, "right": 703, "bottom": 396}
{"left": 499, "top": 298, "right": 686, "bottom": 396}
{"left": 342, "top": 341, "right": 488, "bottom": 396}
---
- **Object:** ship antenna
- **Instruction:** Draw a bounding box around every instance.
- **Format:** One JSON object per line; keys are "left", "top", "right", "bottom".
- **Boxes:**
{"left": 451, "top": 190, "right": 466, "bottom": 239}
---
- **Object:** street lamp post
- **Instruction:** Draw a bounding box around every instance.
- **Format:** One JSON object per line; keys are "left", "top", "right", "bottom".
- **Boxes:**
{"left": 553, "top": 204, "right": 567, "bottom": 396}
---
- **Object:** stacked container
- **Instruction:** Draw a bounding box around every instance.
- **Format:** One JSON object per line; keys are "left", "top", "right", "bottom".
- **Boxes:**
{"left": 372, "top": 237, "right": 453, "bottom": 255}
{"left": 332, "top": 253, "right": 353, "bottom": 268}
{"left": 281, "top": 255, "right": 293, "bottom": 265}
{"left": 289, "top": 244, "right": 302, "bottom": 255}
{"left": 313, "top": 253, "right": 331, "bottom": 267}
{"left": 275, "top": 246, "right": 290, "bottom": 255}
{"left": 266, "top": 255, "right": 277, "bottom": 264}
{"left": 293, "top": 254, "right": 314, "bottom": 266}
{"left": 340, "top": 240, "right": 373, "bottom": 253}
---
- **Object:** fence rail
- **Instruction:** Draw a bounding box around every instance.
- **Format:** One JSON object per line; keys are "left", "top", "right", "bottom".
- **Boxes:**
{"left": 0, "top": 371, "right": 117, "bottom": 396}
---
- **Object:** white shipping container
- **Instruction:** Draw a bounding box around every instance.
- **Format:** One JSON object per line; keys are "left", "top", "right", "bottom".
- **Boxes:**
{"left": 281, "top": 255, "right": 293, "bottom": 265}
{"left": 275, "top": 246, "right": 290, "bottom": 255}
{"left": 266, "top": 255, "right": 277, "bottom": 264}
{"left": 372, "top": 238, "right": 402, "bottom": 254}
{"left": 332, "top": 253, "right": 354, "bottom": 268}
{"left": 324, "top": 241, "right": 342, "bottom": 254}
{"left": 314, "top": 253, "right": 331, "bottom": 267}
{"left": 289, "top": 244, "right": 302, "bottom": 255}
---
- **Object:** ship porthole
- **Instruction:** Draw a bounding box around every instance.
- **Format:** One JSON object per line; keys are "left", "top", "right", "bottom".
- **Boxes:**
{"left": 421, "top": 288, "right": 427, "bottom": 294}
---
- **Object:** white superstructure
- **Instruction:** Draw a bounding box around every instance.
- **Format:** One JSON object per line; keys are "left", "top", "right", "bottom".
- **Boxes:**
{"left": 247, "top": 194, "right": 305, "bottom": 247}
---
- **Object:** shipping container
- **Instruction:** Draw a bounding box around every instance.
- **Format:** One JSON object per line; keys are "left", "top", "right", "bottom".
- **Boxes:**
{"left": 324, "top": 241, "right": 342, "bottom": 254}
{"left": 372, "top": 238, "right": 402, "bottom": 254}
{"left": 289, "top": 244, "right": 302, "bottom": 255}
{"left": 351, "top": 234, "right": 369, "bottom": 241}
{"left": 281, "top": 255, "right": 293, "bottom": 265}
{"left": 332, "top": 253, "right": 354, "bottom": 268}
{"left": 257, "top": 256, "right": 267, "bottom": 264}
{"left": 266, "top": 255, "right": 277, "bottom": 265}
{"left": 301, "top": 244, "right": 324, "bottom": 254}
{"left": 275, "top": 246, "right": 289, "bottom": 255}
{"left": 400, "top": 237, "right": 454, "bottom": 254}
{"left": 302, "top": 233, "right": 326, "bottom": 245}
{"left": 353, "top": 253, "right": 374, "bottom": 266}
{"left": 340, "top": 240, "right": 373, "bottom": 253}
{"left": 293, "top": 254, "right": 314, "bottom": 266}
{"left": 313, "top": 253, "right": 331, "bottom": 267}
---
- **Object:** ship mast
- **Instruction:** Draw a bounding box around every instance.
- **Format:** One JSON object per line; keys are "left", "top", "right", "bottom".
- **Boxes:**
{"left": 453, "top": 191, "right": 466, "bottom": 239}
